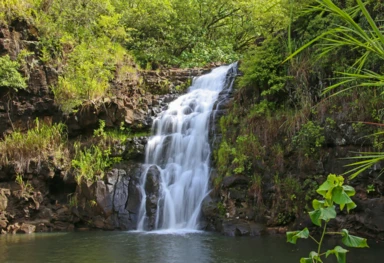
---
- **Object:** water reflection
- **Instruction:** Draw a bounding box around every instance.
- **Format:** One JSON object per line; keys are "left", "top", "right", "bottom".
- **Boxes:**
{"left": 135, "top": 233, "right": 212, "bottom": 263}
{"left": 0, "top": 232, "right": 382, "bottom": 263}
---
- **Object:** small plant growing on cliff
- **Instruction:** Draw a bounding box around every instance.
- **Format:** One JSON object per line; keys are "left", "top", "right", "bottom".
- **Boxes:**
{"left": 292, "top": 121, "right": 325, "bottom": 157}
{"left": 71, "top": 142, "right": 121, "bottom": 185}
{"left": 0, "top": 55, "right": 27, "bottom": 91}
{"left": 286, "top": 174, "right": 368, "bottom": 263}
{"left": 15, "top": 174, "right": 34, "bottom": 199}
{"left": 68, "top": 193, "right": 78, "bottom": 208}
{"left": 71, "top": 143, "right": 109, "bottom": 184}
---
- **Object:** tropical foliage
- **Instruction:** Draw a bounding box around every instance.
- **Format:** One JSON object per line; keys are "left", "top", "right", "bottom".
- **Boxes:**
{"left": 285, "top": 0, "right": 384, "bottom": 179}
{"left": 287, "top": 174, "right": 369, "bottom": 263}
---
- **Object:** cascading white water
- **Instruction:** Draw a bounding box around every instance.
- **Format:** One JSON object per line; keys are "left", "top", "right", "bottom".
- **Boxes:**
{"left": 137, "top": 64, "right": 235, "bottom": 232}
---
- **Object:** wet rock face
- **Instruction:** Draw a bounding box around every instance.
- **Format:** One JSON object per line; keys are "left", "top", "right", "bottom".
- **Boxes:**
{"left": 123, "top": 137, "right": 148, "bottom": 161}
{"left": 73, "top": 167, "right": 142, "bottom": 230}
{"left": 144, "top": 165, "right": 161, "bottom": 230}
{"left": 222, "top": 176, "right": 250, "bottom": 188}
{"left": 208, "top": 65, "right": 237, "bottom": 151}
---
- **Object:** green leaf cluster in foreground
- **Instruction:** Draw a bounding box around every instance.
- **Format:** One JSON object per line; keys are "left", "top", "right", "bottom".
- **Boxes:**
{"left": 286, "top": 174, "right": 368, "bottom": 263}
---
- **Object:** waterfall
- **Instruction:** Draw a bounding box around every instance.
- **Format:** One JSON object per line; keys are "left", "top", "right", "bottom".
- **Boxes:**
{"left": 137, "top": 63, "right": 237, "bottom": 232}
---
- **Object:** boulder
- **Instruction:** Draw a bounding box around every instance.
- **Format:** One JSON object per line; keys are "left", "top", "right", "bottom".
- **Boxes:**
{"left": 221, "top": 219, "right": 265, "bottom": 237}
{"left": 0, "top": 211, "right": 8, "bottom": 229}
{"left": 7, "top": 223, "right": 21, "bottom": 234}
{"left": 19, "top": 223, "right": 36, "bottom": 234}
{"left": 0, "top": 188, "right": 10, "bottom": 210}
{"left": 222, "top": 176, "right": 250, "bottom": 188}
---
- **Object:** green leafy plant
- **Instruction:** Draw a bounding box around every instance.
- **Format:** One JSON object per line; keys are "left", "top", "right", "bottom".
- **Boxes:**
{"left": 68, "top": 193, "right": 78, "bottom": 208}
{"left": 71, "top": 143, "right": 117, "bottom": 185}
{"left": 0, "top": 55, "right": 27, "bottom": 91}
{"left": 293, "top": 121, "right": 325, "bottom": 157}
{"left": 15, "top": 174, "right": 33, "bottom": 192}
{"left": 286, "top": 174, "right": 369, "bottom": 263}
{"left": 0, "top": 0, "right": 37, "bottom": 24}
{"left": 15, "top": 174, "right": 34, "bottom": 200}
{"left": 366, "top": 184, "right": 375, "bottom": 194}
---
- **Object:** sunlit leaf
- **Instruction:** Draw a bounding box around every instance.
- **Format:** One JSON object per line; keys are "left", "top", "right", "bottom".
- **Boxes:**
{"left": 325, "top": 246, "right": 348, "bottom": 263}
{"left": 317, "top": 174, "right": 337, "bottom": 197}
{"left": 309, "top": 206, "right": 336, "bottom": 226}
{"left": 286, "top": 228, "right": 309, "bottom": 244}
{"left": 322, "top": 206, "right": 337, "bottom": 221}
{"left": 312, "top": 199, "right": 325, "bottom": 209}
{"left": 309, "top": 209, "right": 322, "bottom": 226}
{"left": 332, "top": 186, "right": 356, "bottom": 211}
{"left": 341, "top": 229, "right": 369, "bottom": 248}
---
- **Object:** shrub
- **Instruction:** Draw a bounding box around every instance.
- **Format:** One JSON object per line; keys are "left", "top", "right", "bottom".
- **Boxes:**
{"left": 71, "top": 120, "right": 127, "bottom": 185}
{"left": 0, "top": 55, "right": 27, "bottom": 91}
{"left": 0, "top": 0, "right": 36, "bottom": 24}
{"left": 293, "top": 121, "right": 325, "bottom": 157}
{"left": 71, "top": 143, "right": 121, "bottom": 185}
{"left": 51, "top": 38, "right": 129, "bottom": 112}
{"left": 239, "top": 35, "right": 288, "bottom": 99}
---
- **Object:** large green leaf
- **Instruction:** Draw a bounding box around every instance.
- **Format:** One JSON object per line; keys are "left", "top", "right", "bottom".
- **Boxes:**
{"left": 341, "top": 229, "right": 369, "bottom": 248}
{"left": 316, "top": 174, "right": 337, "bottom": 197}
{"left": 321, "top": 206, "right": 337, "bottom": 221}
{"left": 332, "top": 187, "right": 356, "bottom": 212}
{"left": 325, "top": 246, "right": 348, "bottom": 263}
{"left": 286, "top": 228, "right": 309, "bottom": 244}
{"left": 309, "top": 209, "right": 322, "bottom": 226}
{"left": 309, "top": 206, "right": 336, "bottom": 226}
{"left": 317, "top": 174, "right": 345, "bottom": 201}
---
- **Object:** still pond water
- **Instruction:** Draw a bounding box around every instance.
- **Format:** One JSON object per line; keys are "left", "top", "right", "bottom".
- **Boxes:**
{"left": 0, "top": 231, "right": 382, "bottom": 263}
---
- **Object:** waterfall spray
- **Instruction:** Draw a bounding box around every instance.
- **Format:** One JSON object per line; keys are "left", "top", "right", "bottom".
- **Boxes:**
{"left": 137, "top": 64, "right": 237, "bottom": 231}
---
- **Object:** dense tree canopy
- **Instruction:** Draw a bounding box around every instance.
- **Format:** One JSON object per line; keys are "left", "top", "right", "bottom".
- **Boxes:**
{"left": 0, "top": 0, "right": 290, "bottom": 68}
{"left": 0, "top": 0, "right": 291, "bottom": 110}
